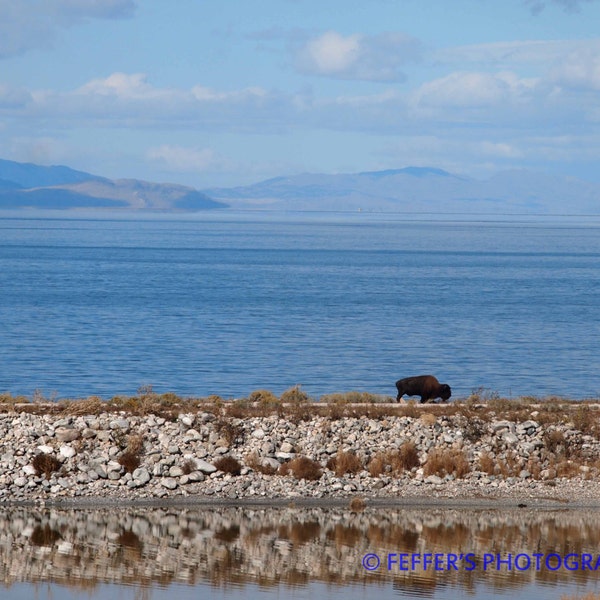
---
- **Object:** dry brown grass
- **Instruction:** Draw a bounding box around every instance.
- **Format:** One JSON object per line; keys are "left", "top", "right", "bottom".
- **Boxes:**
{"left": 181, "top": 459, "right": 197, "bottom": 475}
{"left": 2, "top": 389, "right": 599, "bottom": 425}
{"left": 32, "top": 453, "right": 62, "bottom": 479}
{"left": 245, "top": 451, "right": 278, "bottom": 475}
{"left": 214, "top": 456, "right": 243, "bottom": 475}
{"left": 281, "top": 385, "right": 310, "bottom": 404}
{"left": 368, "top": 442, "right": 420, "bottom": 477}
{"left": 561, "top": 593, "right": 600, "bottom": 600}
{"left": 326, "top": 450, "right": 363, "bottom": 476}
{"left": 248, "top": 389, "right": 281, "bottom": 405}
{"left": 424, "top": 447, "right": 470, "bottom": 478}
{"left": 214, "top": 418, "right": 244, "bottom": 446}
{"left": 117, "top": 433, "right": 145, "bottom": 473}
{"left": 478, "top": 451, "right": 495, "bottom": 475}
{"left": 279, "top": 456, "right": 323, "bottom": 480}
{"left": 117, "top": 451, "right": 140, "bottom": 474}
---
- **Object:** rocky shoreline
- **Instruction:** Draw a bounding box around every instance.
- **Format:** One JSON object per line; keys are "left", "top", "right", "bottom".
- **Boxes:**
{"left": 2, "top": 404, "right": 600, "bottom": 506}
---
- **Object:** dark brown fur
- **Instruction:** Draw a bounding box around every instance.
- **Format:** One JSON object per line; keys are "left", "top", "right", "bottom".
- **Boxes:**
{"left": 395, "top": 375, "right": 451, "bottom": 403}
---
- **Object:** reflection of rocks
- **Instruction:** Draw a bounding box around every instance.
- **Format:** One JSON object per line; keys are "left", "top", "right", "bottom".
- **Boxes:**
{"left": 1, "top": 507, "right": 600, "bottom": 591}
{"left": 1, "top": 411, "right": 600, "bottom": 502}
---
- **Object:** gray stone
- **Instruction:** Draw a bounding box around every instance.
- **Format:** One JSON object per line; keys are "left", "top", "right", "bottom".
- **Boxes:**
{"left": 110, "top": 419, "right": 130, "bottom": 430}
{"left": 132, "top": 467, "right": 151, "bottom": 485}
{"left": 161, "top": 477, "right": 178, "bottom": 490}
{"left": 425, "top": 475, "right": 444, "bottom": 485}
{"left": 55, "top": 427, "right": 81, "bottom": 442}
{"left": 195, "top": 459, "right": 217, "bottom": 474}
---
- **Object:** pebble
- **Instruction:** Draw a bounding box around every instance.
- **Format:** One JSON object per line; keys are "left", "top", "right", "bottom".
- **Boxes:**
{"left": 0, "top": 408, "right": 599, "bottom": 503}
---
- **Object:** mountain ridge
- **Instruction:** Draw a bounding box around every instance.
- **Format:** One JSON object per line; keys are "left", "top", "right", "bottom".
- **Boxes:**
{"left": 1, "top": 158, "right": 599, "bottom": 214}
{"left": 204, "top": 167, "right": 600, "bottom": 214}
{"left": 0, "top": 159, "right": 226, "bottom": 211}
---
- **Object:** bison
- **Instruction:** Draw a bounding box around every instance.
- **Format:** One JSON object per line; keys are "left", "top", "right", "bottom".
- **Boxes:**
{"left": 395, "top": 375, "right": 451, "bottom": 403}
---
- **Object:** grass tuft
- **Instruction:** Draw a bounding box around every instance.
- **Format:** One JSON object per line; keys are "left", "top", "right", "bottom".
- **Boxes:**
{"left": 326, "top": 450, "right": 363, "bottom": 476}
{"left": 214, "top": 455, "right": 243, "bottom": 476}
{"left": 424, "top": 447, "right": 470, "bottom": 479}
{"left": 279, "top": 456, "right": 323, "bottom": 480}
{"left": 32, "top": 453, "right": 62, "bottom": 480}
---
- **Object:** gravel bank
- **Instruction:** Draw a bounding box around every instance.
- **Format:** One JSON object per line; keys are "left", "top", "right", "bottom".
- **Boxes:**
{"left": 2, "top": 407, "right": 600, "bottom": 506}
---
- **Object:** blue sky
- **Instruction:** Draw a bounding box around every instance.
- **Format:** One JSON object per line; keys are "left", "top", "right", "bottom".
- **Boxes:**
{"left": 1, "top": 0, "right": 600, "bottom": 187}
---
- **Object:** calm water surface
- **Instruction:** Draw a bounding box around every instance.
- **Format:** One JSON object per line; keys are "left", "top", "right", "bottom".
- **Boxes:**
{"left": 0, "top": 210, "right": 599, "bottom": 399}
{"left": 1, "top": 506, "right": 600, "bottom": 599}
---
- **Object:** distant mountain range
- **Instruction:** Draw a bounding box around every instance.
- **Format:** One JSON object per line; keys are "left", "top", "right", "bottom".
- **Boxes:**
{"left": 0, "top": 159, "right": 226, "bottom": 210}
{"left": 1, "top": 158, "right": 599, "bottom": 214}
{"left": 204, "top": 166, "right": 600, "bottom": 214}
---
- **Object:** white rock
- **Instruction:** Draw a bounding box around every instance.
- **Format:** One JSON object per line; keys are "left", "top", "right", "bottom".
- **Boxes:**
{"left": 22, "top": 465, "right": 37, "bottom": 476}
{"left": 179, "top": 414, "right": 193, "bottom": 427}
{"left": 59, "top": 445, "right": 77, "bottom": 459}
{"left": 36, "top": 445, "right": 54, "bottom": 454}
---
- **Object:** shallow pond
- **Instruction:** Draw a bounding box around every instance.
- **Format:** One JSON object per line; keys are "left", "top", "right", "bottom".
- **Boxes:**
{"left": 1, "top": 504, "right": 600, "bottom": 599}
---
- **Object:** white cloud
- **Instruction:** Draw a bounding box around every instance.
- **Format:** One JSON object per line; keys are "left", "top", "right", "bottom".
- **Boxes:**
{"left": 412, "top": 71, "right": 540, "bottom": 110}
{"left": 550, "top": 48, "right": 600, "bottom": 90}
{"left": 0, "top": 0, "right": 136, "bottom": 58}
{"left": 296, "top": 30, "right": 421, "bottom": 82}
{"left": 77, "top": 73, "right": 162, "bottom": 98}
{"left": 301, "top": 31, "right": 362, "bottom": 75}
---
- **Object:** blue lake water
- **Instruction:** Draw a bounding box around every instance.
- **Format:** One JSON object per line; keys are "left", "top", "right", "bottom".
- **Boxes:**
{"left": 0, "top": 210, "right": 599, "bottom": 400}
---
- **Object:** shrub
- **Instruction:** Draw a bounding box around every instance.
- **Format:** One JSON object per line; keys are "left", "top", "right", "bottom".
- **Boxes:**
{"left": 368, "top": 453, "right": 386, "bottom": 477}
{"left": 248, "top": 389, "right": 280, "bottom": 404}
{"left": 280, "top": 456, "right": 322, "bottom": 480}
{"left": 245, "top": 451, "right": 278, "bottom": 475}
{"left": 424, "top": 448, "right": 470, "bottom": 478}
{"left": 117, "top": 433, "right": 145, "bottom": 473}
{"left": 181, "top": 459, "right": 197, "bottom": 475}
{"left": 326, "top": 450, "right": 363, "bottom": 476}
{"left": 32, "top": 453, "right": 62, "bottom": 480}
{"left": 544, "top": 429, "right": 567, "bottom": 455}
{"left": 118, "top": 451, "right": 141, "bottom": 474}
{"left": 281, "top": 385, "right": 310, "bottom": 404}
{"left": 463, "top": 418, "right": 487, "bottom": 442}
{"left": 214, "top": 455, "right": 242, "bottom": 476}
{"left": 367, "top": 443, "right": 420, "bottom": 477}
{"left": 478, "top": 452, "right": 495, "bottom": 475}
{"left": 214, "top": 418, "right": 244, "bottom": 446}
{"left": 398, "top": 442, "right": 420, "bottom": 471}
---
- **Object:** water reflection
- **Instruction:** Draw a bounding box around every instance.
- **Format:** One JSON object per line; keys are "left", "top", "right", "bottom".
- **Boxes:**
{"left": 1, "top": 505, "right": 600, "bottom": 598}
